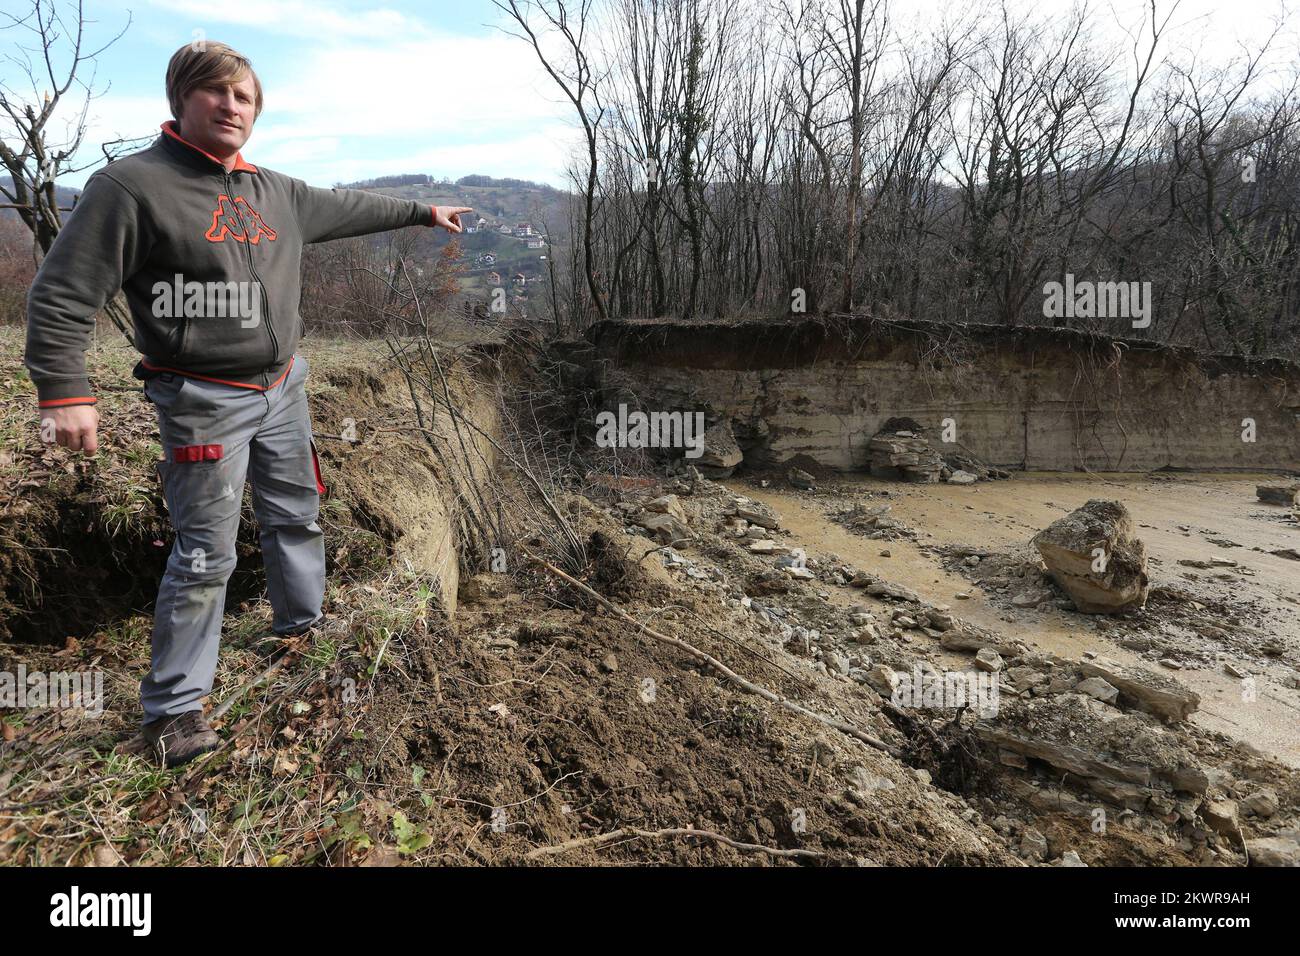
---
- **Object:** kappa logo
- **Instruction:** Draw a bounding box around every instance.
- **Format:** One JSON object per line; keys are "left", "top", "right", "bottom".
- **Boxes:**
{"left": 205, "top": 194, "right": 277, "bottom": 244}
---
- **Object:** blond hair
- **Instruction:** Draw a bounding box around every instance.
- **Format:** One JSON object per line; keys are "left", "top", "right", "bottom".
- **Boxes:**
{"left": 166, "top": 41, "right": 263, "bottom": 123}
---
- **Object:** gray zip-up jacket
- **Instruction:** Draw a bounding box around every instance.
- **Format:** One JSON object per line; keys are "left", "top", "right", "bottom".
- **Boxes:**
{"left": 25, "top": 121, "right": 438, "bottom": 408}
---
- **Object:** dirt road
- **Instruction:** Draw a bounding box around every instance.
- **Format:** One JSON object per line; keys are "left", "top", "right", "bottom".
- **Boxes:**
{"left": 726, "top": 473, "right": 1300, "bottom": 766}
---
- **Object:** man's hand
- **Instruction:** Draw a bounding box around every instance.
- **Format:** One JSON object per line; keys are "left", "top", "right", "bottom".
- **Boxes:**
{"left": 434, "top": 206, "right": 473, "bottom": 234}
{"left": 40, "top": 404, "right": 100, "bottom": 454}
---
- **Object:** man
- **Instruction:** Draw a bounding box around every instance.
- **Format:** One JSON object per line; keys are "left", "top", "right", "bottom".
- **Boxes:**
{"left": 24, "top": 41, "right": 471, "bottom": 768}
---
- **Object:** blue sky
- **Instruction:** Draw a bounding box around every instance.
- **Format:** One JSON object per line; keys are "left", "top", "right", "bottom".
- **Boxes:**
{"left": 9, "top": 0, "right": 579, "bottom": 189}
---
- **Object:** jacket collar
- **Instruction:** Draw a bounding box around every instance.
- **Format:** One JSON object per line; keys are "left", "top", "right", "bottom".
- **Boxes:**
{"left": 159, "top": 120, "right": 259, "bottom": 174}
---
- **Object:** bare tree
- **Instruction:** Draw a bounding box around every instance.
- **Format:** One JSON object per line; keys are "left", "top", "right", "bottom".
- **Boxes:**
{"left": 496, "top": 0, "right": 611, "bottom": 328}
{"left": 0, "top": 0, "right": 135, "bottom": 335}
{"left": 494, "top": 0, "right": 1299, "bottom": 356}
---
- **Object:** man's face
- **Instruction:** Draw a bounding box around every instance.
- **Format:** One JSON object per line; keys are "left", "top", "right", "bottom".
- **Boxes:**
{"left": 179, "top": 73, "right": 257, "bottom": 156}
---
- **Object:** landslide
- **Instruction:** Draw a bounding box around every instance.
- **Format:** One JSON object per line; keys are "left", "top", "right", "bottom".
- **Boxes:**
{"left": 0, "top": 331, "right": 1014, "bottom": 866}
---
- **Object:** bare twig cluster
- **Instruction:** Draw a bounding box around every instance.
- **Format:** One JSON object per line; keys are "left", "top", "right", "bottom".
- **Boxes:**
{"left": 498, "top": 0, "right": 1300, "bottom": 358}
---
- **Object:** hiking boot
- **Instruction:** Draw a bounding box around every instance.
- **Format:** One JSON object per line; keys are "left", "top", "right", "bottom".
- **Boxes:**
{"left": 142, "top": 710, "right": 220, "bottom": 768}
{"left": 280, "top": 614, "right": 325, "bottom": 638}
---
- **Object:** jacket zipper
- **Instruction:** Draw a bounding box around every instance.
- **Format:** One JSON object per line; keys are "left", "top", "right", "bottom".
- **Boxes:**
{"left": 224, "top": 171, "right": 278, "bottom": 370}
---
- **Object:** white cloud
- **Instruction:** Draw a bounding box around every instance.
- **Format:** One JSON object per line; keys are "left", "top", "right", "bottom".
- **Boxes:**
{"left": 140, "top": 0, "right": 431, "bottom": 42}
{"left": 47, "top": 0, "right": 585, "bottom": 187}
{"left": 255, "top": 33, "right": 571, "bottom": 139}
{"left": 265, "top": 123, "right": 580, "bottom": 187}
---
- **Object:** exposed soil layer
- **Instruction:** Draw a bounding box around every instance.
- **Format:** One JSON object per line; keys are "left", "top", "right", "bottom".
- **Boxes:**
{"left": 584, "top": 316, "right": 1300, "bottom": 473}
{"left": 589, "top": 315, "right": 1300, "bottom": 376}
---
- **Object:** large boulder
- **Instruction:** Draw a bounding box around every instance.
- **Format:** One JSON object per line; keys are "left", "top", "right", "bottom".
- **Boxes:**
{"left": 1256, "top": 483, "right": 1300, "bottom": 506}
{"left": 728, "top": 498, "right": 780, "bottom": 530}
{"left": 868, "top": 432, "right": 943, "bottom": 483}
{"left": 867, "top": 417, "right": 944, "bottom": 482}
{"left": 695, "top": 420, "right": 743, "bottom": 478}
{"left": 1246, "top": 836, "right": 1300, "bottom": 867}
{"left": 1032, "top": 499, "right": 1149, "bottom": 614}
{"left": 634, "top": 510, "right": 692, "bottom": 545}
{"left": 1077, "top": 656, "right": 1199, "bottom": 721}
{"left": 643, "top": 494, "right": 688, "bottom": 524}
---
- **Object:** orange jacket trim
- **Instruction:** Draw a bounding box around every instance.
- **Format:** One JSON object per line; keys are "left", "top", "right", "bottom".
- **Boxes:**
{"left": 140, "top": 355, "right": 294, "bottom": 391}
{"left": 160, "top": 120, "right": 259, "bottom": 174}
{"left": 38, "top": 396, "right": 98, "bottom": 408}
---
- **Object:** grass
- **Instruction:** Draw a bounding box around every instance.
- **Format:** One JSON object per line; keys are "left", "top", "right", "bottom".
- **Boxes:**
{"left": 0, "top": 322, "right": 459, "bottom": 864}
{"left": 0, "top": 319, "right": 547, "bottom": 866}
{"left": 100, "top": 483, "right": 156, "bottom": 539}
{"left": 0, "top": 567, "right": 444, "bottom": 866}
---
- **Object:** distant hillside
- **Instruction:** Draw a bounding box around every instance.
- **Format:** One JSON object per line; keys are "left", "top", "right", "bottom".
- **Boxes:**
{"left": 0, "top": 178, "right": 82, "bottom": 220}
{"left": 340, "top": 173, "right": 437, "bottom": 190}
{"left": 455, "top": 174, "right": 557, "bottom": 191}
{"left": 347, "top": 173, "right": 570, "bottom": 283}
{"left": 341, "top": 173, "right": 560, "bottom": 194}
{"left": 345, "top": 172, "right": 570, "bottom": 238}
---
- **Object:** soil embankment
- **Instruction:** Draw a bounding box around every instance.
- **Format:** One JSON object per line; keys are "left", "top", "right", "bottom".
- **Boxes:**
{"left": 587, "top": 316, "right": 1300, "bottom": 473}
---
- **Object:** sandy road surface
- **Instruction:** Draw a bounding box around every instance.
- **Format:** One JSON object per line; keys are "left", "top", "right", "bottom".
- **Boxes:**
{"left": 727, "top": 473, "right": 1300, "bottom": 766}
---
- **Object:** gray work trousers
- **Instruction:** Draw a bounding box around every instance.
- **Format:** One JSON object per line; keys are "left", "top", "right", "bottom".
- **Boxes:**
{"left": 140, "top": 353, "right": 325, "bottom": 722}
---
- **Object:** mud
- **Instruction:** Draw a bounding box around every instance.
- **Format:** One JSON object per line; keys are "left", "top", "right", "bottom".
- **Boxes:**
{"left": 631, "top": 471, "right": 1300, "bottom": 865}
{"left": 728, "top": 473, "right": 1300, "bottom": 768}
